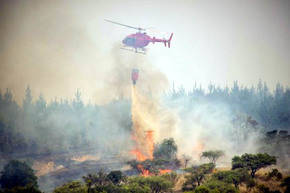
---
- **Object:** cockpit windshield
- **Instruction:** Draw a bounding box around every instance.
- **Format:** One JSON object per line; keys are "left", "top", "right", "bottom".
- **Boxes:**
{"left": 122, "top": 37, "right": 136, "bottom": 46}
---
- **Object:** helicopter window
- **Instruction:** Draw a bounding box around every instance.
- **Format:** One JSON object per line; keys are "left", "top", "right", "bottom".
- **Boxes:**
{"left": 124, "top": 37, "right": 136, "bottom": 45}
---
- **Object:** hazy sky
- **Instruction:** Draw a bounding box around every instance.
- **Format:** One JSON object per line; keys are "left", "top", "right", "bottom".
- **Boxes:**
{"left": 0, "top": 0, "right": 289, "bottom": 103}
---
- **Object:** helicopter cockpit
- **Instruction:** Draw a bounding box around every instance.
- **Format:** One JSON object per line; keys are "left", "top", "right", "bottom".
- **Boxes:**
{"left": 122, "top": 37, "right": 136, "bottom": 46}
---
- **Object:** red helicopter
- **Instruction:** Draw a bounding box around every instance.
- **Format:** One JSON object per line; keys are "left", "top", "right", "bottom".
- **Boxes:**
{"left": 105, "top": 19, "right": 173, "bottom": 54}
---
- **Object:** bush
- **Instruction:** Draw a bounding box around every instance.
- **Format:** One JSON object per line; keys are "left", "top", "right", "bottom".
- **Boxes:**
{"left": 203, "top": 180, "right": 238, "bottom": 193}
{"left": 194, "top": 185, "right": 211, "bottom": 193}
{"left": 183, "top": 163, "right": 215, "bottom": 190}
{"left": 2, "top": 184, "right": 42, "bottom": 193}
{"left": 121, "top": 182, "right": 150, "bottom": 193}
{"left": 266, "top": 169, "right": 283, "bottom": 180}
{"left": 0, "top": 160, "right": 38, "bottom": 189}
{"left": 153, "top": 138, "right": 178, "bottom": 160}
{"left": 53, "top": 181, "right": 86, "bottom": 193}
{"left": 257, "top": 184, "right": 281, "bottom": 193}
{"left": 280, "top": 176, "right": 290, "bottom": 193}
{"left": 232, "top": 153, "right": 276, "bottom": 178}
{"left": 93, "top": 184, "right": 123, "bottom": 193}
{"left": 107, "top": 170, "right": 126, "bottom": 185}
{"left": 129, "top": 176, "right": 173, "bottom": 193}
{"left": 160, "top": 172, "right": 178, "bottom": 183}
{"left": 183, "top": 181, "right": 238, "bottom": 193}
{"left": 212, "top": 168, "right": 252, "bottom": 189}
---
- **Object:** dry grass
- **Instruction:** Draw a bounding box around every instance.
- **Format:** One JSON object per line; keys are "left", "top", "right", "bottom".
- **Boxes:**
{"left": 254, "top": 168, "right": 285, "bottom": 193}
{"left": 173, "top": 174, "right": 186, "bottom": 192}
{"left": 238, "top": 167, "right": 287, "bottom": 193}
{"left": 173, "top": 167, "right": 289, "bottom": 193}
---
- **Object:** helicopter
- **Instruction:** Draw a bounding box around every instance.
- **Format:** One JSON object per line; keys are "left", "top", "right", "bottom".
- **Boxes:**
{"left": 105, "top": 19, "right": 173, "bottom": 54}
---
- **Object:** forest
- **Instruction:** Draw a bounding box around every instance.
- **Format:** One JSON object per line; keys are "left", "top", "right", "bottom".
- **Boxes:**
{"left": 0, "top": 80, "right": 289, "bottom": 156}
{"left": 0, "top": 81, "right": 289, "bottom": 192}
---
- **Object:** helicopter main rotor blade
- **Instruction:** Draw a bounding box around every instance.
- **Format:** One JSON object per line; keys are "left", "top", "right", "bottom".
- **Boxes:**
{"left": 104, "top": 19, "right": 145, "bottom": 31}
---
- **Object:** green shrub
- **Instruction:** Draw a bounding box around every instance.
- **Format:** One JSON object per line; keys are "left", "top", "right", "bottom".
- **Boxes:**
{"left": 2, "top": 184, "right": 42, "bottom": 193}
{"left": 183, "top": 163, "right": 215, "bottom": 190}
{"left": 53, "top": 181, "right": 86, "bottom": 193}
{"left": 194, "top": 185, "right": 211, "bottom": 193}
{"left": 121, "top": 182, "right": 150, "bottom": 193}
{"left": 0, "top": 160, "right": 38, "bottom": 189}
{"left": 202, "top": 180, "right": 238, "bottom": 193}
{"left": 212, "top": 168, "right": 252, "bottom": 189}
{"left": 232, "top": 153, "right": 276, "bottom": 178}
{"left": 129, "top": 176, "right": 172, "bottom": 193}
{"left": 160, "top": 172, "right": 178, "bottom": 183}
{"left": 107, "top": 170, "right": 126, "bottom": 185}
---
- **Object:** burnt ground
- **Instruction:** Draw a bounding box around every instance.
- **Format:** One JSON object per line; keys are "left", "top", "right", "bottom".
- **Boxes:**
{"left": 38, "top": 158, "right": 127, "bottom": 192}
{"left": 0, "top": 149, "right": 131, "bottom": 193}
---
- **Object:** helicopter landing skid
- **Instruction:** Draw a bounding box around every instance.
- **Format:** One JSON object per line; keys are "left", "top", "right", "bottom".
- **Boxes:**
{"left": 120, "top": 47, "right": 146, "bottom": 55}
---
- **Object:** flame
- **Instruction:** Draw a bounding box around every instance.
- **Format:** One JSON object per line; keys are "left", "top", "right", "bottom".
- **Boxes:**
{"left": 137, "top": 164, "right": 150, "bottom": 177}
{"left": 159, "top": 169, "right": 172, "bottom": 175}
{"left": 130, "top": 86, "right": 156, "bottom": 161}
{"left": 130, "top": 149, "right": 148, "bottom": 162}
{"left": 130, "top": 130, "right": 154, "bottom": 161}
{"left": 130, "top": 86, "right": 157, "bottom": 176}
{"left": 146, "top": 130, "right": 154, "bottom": 160}
{"left": 130, "top": 86, "right": 176, "bottom": 176}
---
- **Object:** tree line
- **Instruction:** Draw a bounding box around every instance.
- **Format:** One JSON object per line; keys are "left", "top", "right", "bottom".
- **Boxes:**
{"left": 0, "top": 87, "right": 132, "bottom": 155}
{"left": 0, "top": 80, "right": 289, "bottom": 155}
{"left": 168, "top": 80, "right": 290, "bottom": 130}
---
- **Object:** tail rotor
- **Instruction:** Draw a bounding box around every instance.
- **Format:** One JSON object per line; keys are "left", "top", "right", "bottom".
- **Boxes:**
{"left": 167, "top": 33, "right": 173, "bottom": 48}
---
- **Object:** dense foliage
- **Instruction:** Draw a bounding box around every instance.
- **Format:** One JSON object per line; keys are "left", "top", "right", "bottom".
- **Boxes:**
{"left": 0, "top": 184, "right": 42, "bottom": 193}
{"left": 183, "top": 163, "right": 215, "bottom": 190}
{"left": 168, "top": 81, "right": 290, "bottom": 130}
{"left": 53, "top": 181, "right": 86, "bottom": 193}
{"left": 212, "top": 169, "right": 253, "bottom": 189}
{"left": 0, "top": 81, "right": 289, "bottom": 155}
{"left": 129, "top": 176, "right": 173, "bottom": 193}
{"left": 0, "top": 160, "right": 38, "bottom": 190}
{"left": 232, "top": 153, "right": 276, "bottom": 178}
{"left": 195, "top": 180, "right": 239, "bottom": 193}
{"left": 0, "top": 87, "right": 131, "bottom": 155}
{"left": 0, "top": 154, "right": 287, "bottom": 193}
{"left": 154, "top": 138, "right": 178, "bottom": 160}
{"left": 53, "top": 171, "right": 172, "bottom": 193}
{"left": 50, "top": 160, "right": 286, "bottom": 193}
{"left": 181, "top": 152, "right": 288, "bottom": 193}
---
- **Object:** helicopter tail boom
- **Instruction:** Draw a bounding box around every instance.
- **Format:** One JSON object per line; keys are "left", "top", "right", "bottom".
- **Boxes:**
{"left": 151, "top": 33, "right": 173, "bottom": 48}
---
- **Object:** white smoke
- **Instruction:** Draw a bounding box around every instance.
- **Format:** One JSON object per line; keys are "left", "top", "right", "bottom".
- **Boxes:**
{"left": 163, "top": 95, "right": 263, "bottom": 166}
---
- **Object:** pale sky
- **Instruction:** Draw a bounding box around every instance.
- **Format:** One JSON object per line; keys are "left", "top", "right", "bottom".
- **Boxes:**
{"left": 0, "top": 0, "right": 289, "bottom": 103}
